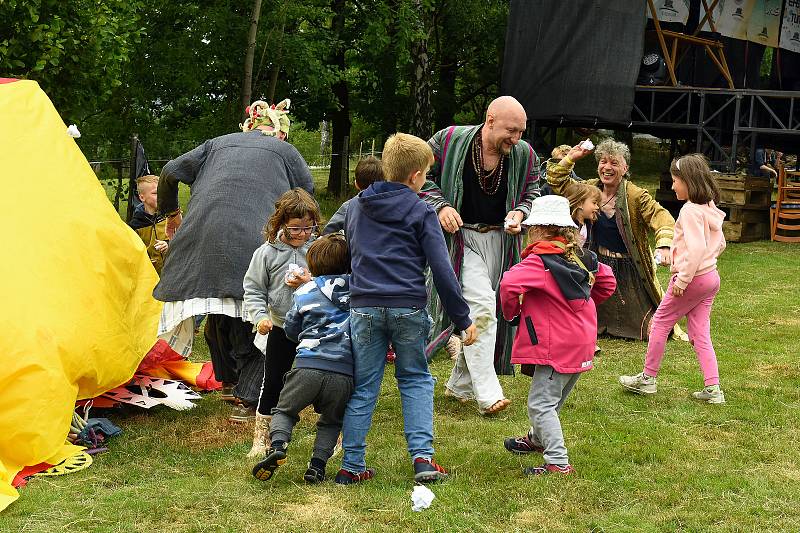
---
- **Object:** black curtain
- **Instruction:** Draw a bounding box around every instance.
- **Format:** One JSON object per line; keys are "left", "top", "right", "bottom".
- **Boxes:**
{"left": 501, "top": 0, "right": 647, "bottom": 125}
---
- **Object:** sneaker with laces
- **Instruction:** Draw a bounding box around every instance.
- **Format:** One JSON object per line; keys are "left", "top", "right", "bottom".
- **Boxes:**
{"left": 303, "top": 463, "right": 326, "bottom": 484}
{"left": 692, "top": 385, "right": 726, "bottom": 404}
{"left": 252, "top": 445, "right": 287, "bottom": 481}
{"left": 413, "top": 458, "right": 448, "bottom": 483}
{"left": 523, "top": 463, "right": 576, "bottom": 476}
{"left": 334, "top": 467, "right": 376, "bottom": 485}
{"left": 504, "top": 433, "right": 545, "bottom": 455}
{"left": 618, "top": 372, "right": 657, "bottom": 394}
{"left": 229, "top": 403, "right": 257, "bottom": 423}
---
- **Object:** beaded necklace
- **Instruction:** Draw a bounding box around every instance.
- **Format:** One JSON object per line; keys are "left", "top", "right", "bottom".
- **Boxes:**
{"left": 471, "top": 132, "right": 504, "bottom": 195}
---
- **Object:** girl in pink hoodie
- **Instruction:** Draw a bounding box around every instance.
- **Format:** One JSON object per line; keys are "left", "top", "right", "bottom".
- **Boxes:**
{"left": 619, "top": 154, "right": 727, "bottom": 404}
{"left": 500, "top": 196, "right": 616, "bottom": 475}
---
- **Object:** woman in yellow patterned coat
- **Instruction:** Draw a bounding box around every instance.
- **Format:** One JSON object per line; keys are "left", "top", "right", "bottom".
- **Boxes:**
{"left": 547, "top": 139, "right": 678, "bottom": 341}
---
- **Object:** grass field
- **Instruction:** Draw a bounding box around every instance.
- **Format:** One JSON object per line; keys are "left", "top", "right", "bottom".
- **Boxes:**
{"left": 3, "top": 151, "right": 799, "bottom": 532}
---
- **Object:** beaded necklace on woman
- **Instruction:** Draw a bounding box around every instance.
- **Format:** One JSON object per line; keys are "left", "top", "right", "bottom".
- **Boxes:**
{"left": 471, "top": 130, "right": 504, "bottom": 195}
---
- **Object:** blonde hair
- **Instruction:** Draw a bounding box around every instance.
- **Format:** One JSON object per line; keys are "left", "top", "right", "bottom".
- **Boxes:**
{"left": 264, "top": 188, "right": 322, "bottom": 242}
{"left": 136, "top": 174, "right": 159, "bottom": 188}
{"left": 527, "top": 225, "right": 581, "bottom": 252}
{"left": 670, "top": 153, "right": 720, "bottom": 204}
{"left": 551, "top": 144, "right": 571, "bottom": 159}
{"left": 594, "top": 139, "right": 631, "bottom": 166}
{"left": 527, "top": 224, "right": 594, "bottom": 284}
{"left": 563, "top": 181, "right": 601, "bottom": 223}
{"left": 382, "top": 133, "right": 434, "bottom": 183}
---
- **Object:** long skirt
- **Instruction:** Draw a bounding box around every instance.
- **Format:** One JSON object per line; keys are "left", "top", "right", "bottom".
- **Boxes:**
{"left": 595, "top": 253, "right": 656, "bottom": 341}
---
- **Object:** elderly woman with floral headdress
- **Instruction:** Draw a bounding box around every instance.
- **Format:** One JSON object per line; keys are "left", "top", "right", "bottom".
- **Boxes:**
{"left": 154, "top": 98, "right": 314, "bottom": 423}
{"left": 546, "top": 139, "right": 682, "bottom": 341}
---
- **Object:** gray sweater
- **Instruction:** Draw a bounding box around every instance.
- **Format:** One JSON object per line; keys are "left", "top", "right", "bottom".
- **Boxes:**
{"left": 242, "top": 235, "right": 312, "bottom": 329}
{"left": 154, "top": 131, "right": 314, "bottom": 302}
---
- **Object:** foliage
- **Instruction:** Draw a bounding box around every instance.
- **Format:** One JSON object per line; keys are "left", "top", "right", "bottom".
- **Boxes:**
{"left": 0, "top": 0, "right": 144, "bottom": 123}
{"left": 2, "top": 0, "right": 511, "bottom": 170}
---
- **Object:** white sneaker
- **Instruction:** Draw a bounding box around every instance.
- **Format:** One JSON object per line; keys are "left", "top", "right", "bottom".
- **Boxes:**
{"left": 619, "top": 372, "right": 657, "bottom": 394}
{"left": 692, "top": 385, "right": 726, "bottom": 404}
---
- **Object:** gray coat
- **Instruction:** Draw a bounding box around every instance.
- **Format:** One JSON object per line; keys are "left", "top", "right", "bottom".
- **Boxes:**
{"left": 154, "top": 131, "right": 314, "bottom": 302}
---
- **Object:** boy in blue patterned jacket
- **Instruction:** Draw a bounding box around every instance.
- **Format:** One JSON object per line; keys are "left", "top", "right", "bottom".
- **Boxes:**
{"left": 251, "top": 233, "right": 353, "bottom": 484}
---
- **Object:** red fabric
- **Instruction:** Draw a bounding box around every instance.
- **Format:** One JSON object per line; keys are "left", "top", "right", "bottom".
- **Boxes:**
{"left": 195, "top": 362, "right": 222, "bottom": 391}
{"left": 11, "top": 462, "right": 52, "bottom": 488}
{"left": 137, "top": 339, "right": 183, "bottom": 373}
{"left": 520, "top": 237, "right": 568, "bottom": 259}
{"left": 499, "top": 254, "right": 617, "bottom": 373}
{"left": 0, "top": 78, "right": 19, "bottom": 84}
{"left": 138, "top": 339, "right": 221, "bottom": 391}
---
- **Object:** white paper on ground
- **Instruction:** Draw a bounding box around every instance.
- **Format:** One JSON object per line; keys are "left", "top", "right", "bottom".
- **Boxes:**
{"left": 411, "top": 485, "right": 435, "bottom": 511}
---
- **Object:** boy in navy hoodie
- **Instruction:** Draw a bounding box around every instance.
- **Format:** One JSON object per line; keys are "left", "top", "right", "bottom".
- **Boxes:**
{"left": 335, "top": 133, "right": 478, "bottom": 485}
{"left": 252, "top": 233, "right": 353, "bottom": 484}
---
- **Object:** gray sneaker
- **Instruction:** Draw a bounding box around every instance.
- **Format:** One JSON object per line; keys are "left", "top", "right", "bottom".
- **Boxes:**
{"left": 619, "top": 372, "right": 657, "bottom": 394}
{"left": 229, "top": 403, "right": 256, "bottom": 423}
{"left": 692, "top": 385, "right": 726, "bottom": 404}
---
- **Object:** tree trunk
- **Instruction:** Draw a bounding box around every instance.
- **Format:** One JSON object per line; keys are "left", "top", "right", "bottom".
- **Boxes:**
{"left": 326, "top": 0, "right": 351, "bottom": 198}
{"left": 409, "top": 0, "right": 433, "bottom": 139}
{"left": 240, "top": 0, "right": 263, "bottom": 118}
{"left": 266, "top": 13, "right": 287, "bottom": 103}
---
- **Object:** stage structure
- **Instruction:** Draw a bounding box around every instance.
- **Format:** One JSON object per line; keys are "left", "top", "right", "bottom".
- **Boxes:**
{"left": 503, "top": 0, "right": 800, "bottom": 241}
{"left": 503, "top": 0, "right": 800, "bottom": 169}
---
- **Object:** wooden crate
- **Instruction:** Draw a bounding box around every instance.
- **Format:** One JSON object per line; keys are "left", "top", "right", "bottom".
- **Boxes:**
{"left": 722, "top": 221, "right": 769, "bottom": 242}
{"left": 656, "top": 172, "right": 772, "bottom": 242}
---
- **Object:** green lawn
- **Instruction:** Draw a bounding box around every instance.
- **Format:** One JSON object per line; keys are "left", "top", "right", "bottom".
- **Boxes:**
{"left": 4, "top": 164, "right": 799, "bottom": 531}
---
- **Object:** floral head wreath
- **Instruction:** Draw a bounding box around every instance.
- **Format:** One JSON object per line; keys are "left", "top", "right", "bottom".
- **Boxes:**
{"left": 240, "top": 98, "right": 291, "bottom": 136}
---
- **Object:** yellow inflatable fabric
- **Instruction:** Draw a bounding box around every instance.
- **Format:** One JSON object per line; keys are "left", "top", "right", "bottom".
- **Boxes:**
{"left": 0, "top": 80, "right": 162, "bottom": 511}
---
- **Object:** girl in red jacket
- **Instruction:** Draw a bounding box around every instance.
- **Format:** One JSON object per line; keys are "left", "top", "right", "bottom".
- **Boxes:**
{"left": 500, "top": 196, "right": 616, "bottom": 475}
{"left": 619, "top": 154, "right": 727, "bottom": 404}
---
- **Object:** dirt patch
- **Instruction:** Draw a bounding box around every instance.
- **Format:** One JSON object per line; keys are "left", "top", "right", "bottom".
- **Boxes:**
{"left": 184, "top": 417, "right": 252, "bottom": 451}
{"left": 755, "top": 363, "right": 800, "bottom": 379}
{"left": 281, "top": 493, "right": 350, "bottom": 523}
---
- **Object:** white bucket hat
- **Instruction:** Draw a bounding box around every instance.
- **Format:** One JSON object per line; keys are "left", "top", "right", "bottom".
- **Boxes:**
{"left": 523, "top": 195, "right": 578, "bottom": 228}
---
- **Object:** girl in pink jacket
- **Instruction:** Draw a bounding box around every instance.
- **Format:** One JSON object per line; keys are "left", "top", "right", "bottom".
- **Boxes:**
{"left": 500, "top": 196, "right": 616, "bottom": 475}
{"left": 619, "top": 154, "right": 727, "bottom": 404}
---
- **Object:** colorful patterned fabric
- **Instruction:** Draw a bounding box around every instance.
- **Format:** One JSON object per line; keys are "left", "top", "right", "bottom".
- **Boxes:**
{"left": 421, "top": 125, "right": 541, "bottom": 374}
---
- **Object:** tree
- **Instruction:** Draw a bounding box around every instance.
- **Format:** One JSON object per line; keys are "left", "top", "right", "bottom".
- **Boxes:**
{"left": 0, "top": 0, "right": 144, "bottom": 123}
{"left": 241, "top": 0, "right": 264, "bottom": 115}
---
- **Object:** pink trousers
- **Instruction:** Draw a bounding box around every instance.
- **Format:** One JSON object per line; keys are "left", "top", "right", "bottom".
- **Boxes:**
{"left": 644, "top": 270, "right": 721, "bottom": 386}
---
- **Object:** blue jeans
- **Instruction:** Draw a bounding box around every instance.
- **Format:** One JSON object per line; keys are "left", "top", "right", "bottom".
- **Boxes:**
{"left": 341, "top": 306, "right": 434, "bottom": 473}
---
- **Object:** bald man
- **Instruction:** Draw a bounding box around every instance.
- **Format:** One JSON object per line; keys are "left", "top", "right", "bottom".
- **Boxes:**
{"left": 421, "top": 96, "right": 541, "bottom": 415}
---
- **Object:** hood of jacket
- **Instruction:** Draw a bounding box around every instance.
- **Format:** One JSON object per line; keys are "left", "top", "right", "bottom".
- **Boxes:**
{"left": 356, "top": 181, "right": 421, "bottom": 224}
{"left": 128, "top": 207, "right": 165, "bottom": 230}
{"left": 314, "top": 275, "right": 350, "bottom": 312}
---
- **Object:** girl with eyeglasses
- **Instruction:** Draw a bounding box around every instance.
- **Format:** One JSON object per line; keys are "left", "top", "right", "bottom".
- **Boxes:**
{"left": 243, "top": 188, "right": 322, "bottom": 456}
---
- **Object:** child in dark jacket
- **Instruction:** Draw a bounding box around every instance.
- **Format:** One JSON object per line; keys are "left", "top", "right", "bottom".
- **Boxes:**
{"left": 500, "top": 196, "right": 616, "bottom": 476}
{"left": 252, "top": 233, "right": 354, "bottom": 484}
{"left": 336, "top": 133, "right": 478, "bottom": 485}
{"left": 128, "top": 175, "right": 169, "bottom": 274}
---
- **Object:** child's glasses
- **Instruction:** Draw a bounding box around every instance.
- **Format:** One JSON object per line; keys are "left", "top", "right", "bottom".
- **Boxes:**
{"left": 285, "top": 225, "right": 317, "bottom": 236}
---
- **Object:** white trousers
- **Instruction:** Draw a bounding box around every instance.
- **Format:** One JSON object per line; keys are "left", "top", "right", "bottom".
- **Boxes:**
{"left": 445, "top": 229, "right": 505, "bottom": 410}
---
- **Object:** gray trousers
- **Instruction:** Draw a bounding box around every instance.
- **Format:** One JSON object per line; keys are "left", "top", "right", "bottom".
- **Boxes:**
{"left": 269, "top": 367, "right": 354, "bottom": 463}
{"left": 527, "top": 365, "right": 581, "bottom": 465}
